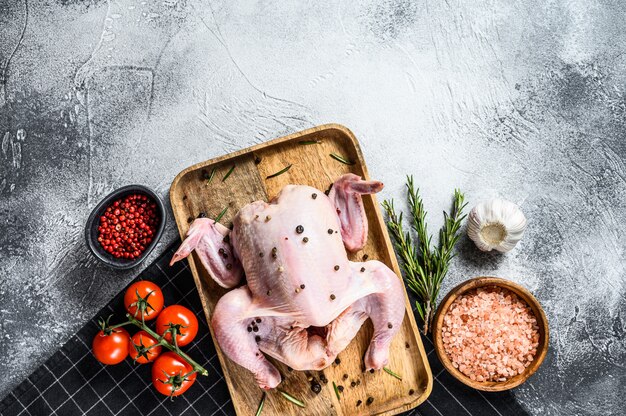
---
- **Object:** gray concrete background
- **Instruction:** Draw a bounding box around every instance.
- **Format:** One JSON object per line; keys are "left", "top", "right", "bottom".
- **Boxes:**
{"left": 1, "top": 1, "right": 625, "bottom": 415}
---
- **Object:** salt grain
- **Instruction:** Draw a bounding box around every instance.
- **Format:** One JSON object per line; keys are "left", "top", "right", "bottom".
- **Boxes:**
{"left": 441, "top": 286, "right": 540, "bottom": 382}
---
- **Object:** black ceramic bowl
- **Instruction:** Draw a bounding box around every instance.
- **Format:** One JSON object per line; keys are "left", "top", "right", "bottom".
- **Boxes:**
{"left": 85, "top": 184, "right": 167, "bottom": 270}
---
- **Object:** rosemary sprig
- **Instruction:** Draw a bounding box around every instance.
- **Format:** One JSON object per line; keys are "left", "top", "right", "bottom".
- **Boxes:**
{"left": 222, "top": 165, "right": 235, "bottom": 182}
{"left": 215, "top": 206, "right": 228, "bottom": 223}
{"left": 278, "top": 390, "right": 305, "bottom": 408}
{"left": 298, "top": 139, "right": 321, "bottom": 145}
{"left": 330, "top": 153, "right": 355, "bottom": 165}
{"left": 383, "top": 367, "right": 402, "bottom": 381}
{"left": 255, "top": 392, "right": 266, "bottom": 416}
{"left": 382, "top": 176, "right": 467, "bottom": 334}
{"left": 266, "top": 164, "right": 292, "bottom": 179}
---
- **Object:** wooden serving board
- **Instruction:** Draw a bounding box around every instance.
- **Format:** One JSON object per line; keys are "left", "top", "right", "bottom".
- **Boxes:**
{"left": 170, "top": 124, "right": 433, "bottom": 415}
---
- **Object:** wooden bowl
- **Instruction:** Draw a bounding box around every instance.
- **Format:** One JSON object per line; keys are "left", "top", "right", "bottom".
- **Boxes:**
{"left": 432, "top": 277, "right": 549, "bottom": 391}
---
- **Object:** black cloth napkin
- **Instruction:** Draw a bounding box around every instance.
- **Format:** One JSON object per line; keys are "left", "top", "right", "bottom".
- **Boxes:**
{"left": 0, "top": 243, "right": 527, "bottom": 416}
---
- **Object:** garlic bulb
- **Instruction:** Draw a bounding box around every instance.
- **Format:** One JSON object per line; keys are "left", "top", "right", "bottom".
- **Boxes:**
{"left": 467, "top": 199, "right": 527, "bottom": 252}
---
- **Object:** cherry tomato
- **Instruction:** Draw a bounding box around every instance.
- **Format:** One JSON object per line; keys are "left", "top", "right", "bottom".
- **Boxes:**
{"left": 124, "top": 281, "right": 164, "bottom": 321}
{"left": 156, "top": 305, "right": 198, "bottom": 347}
{"left": 129, "top": 330, "right": 162, "bottom": 364}
{"left": 92, "top": 327, "right": 130, "bottom": 365}
{"left": 152, "top": 352, "right": 197, "bottom": 397}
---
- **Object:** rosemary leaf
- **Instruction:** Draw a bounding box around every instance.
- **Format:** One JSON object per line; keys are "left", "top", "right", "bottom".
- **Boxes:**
{"left": 222, "top": 165, "right": 236, "bottom": 182}
{"left": 205, "top": 168, "right": 216, "bottom": 185}
{"left": 332, "top": 381, "right": 341, "bottom": 401}
{"left": 215, "top": 206, "right": 228, "bottom": 223}
{"left": 278, "top": 390, "right": 305, "bottom": 408}
{"left": 298, "top": 140, "right": 321, "bottom": 145}
{"left": 415, "top": 301, "right": 425, "bottom": 321}
{"left": 255, "top": 392, "right": 266, "bottom": 416}
{"left": 383, "top": 367, "right": 403, "bottom": 381}
{"left": 382, "top": 176, "right": 466, "bottom": 334}
{"left": 266, "top": 164, "right": 292, "bottom": 179}
{"left": 329, "top": 153, "right": 355, "bottom": 165}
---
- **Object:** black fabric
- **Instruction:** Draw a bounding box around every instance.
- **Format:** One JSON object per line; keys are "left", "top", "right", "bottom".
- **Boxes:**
{"left": 0, "top": 243, "right": 528, "bottom": 416}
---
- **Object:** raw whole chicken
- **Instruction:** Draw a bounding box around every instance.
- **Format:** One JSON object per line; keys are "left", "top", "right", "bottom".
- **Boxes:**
{"left": 171, "top": 174, "right": 405, "bottom": 389}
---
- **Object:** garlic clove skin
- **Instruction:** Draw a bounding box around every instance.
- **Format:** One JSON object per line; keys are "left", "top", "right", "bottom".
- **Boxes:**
{"left": 467, "top": 199, "right": 527, "bottom": 253}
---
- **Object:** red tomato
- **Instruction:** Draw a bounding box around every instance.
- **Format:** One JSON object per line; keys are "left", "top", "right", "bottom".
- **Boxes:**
{"left": 92, "top": 327, "right": 130, "bottom": 365}
{"left": 129, "top": 330, "right": 162, "bottom": 364}
{"left": 156, "top": 305, "right": 198, "bottom": 347}
{"left": 152, "top": 352, "right": 197, "bottom": 397}
{"left": 124, "top": 281, "right": 164, "bottom": 321}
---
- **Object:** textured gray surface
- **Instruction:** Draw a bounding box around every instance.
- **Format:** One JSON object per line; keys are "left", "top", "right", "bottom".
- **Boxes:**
{"left": 0, "top": 1, "right": 625, "bottom": 415}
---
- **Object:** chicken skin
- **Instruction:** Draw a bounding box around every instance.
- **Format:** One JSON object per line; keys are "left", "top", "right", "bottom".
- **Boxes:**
{"left": 171, "top": 174, "right": 405, "bottom": 389}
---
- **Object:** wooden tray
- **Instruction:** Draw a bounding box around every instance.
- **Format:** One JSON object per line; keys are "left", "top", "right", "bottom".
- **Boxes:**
{"left": 170, "top": 124, "right": 433, "bottom": 415}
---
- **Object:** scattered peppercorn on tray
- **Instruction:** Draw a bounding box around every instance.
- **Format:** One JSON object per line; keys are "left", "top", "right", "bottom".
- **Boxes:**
{"left": 169, "top": 124, "right": 433, "bottom": 415}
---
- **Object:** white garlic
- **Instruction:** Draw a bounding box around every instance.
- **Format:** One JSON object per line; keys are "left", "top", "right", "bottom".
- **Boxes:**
{"left": 467, "top": 199, "right": 527, "bottom": 252}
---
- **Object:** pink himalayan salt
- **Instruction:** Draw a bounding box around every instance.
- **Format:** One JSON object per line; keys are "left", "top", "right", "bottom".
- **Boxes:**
{"left": 441, "top": 286, "right": 540, "bottom": 382}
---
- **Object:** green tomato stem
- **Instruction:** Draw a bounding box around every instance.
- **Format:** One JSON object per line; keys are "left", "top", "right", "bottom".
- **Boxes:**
{"left": 108, "top": 321, "right": 132, "bottom": 330}
{"left": 125, "top": 313, "right": 208, "bottom": 376}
